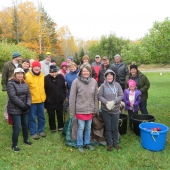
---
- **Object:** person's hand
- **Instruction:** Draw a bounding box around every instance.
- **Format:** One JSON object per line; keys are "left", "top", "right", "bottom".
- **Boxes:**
{"left": 22, "top": 104, "right": 30, "bottom": 112}
{"left": 106, "top": 101, "right": 115, "bottom": 110}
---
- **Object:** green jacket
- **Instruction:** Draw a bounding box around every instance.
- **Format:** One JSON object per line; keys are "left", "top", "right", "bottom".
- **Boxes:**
{"left": 126, "top": 71, "right": 150, "bottom": 101}
{"left": 1, "top": 61, "right": 21, "bottom": 91}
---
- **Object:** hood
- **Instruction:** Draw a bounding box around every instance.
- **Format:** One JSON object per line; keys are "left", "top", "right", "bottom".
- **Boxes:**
{"left": 60, "top": 62, "right": 68, "bottom": 68}
{"left": 104, "top": 69, "right": 116, "bottom": 82}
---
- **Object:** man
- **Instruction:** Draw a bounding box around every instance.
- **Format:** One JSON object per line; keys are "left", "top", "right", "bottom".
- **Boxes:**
{"left": 1, "top": 52, "right": 22, "bottom": 121}
{"left": 112, "top": 54, "right": 129, "bottom": 91}
{"left": 92, "top": 55, "right": 102, "bottom": 82}
{"left": 25, "top": 61, "right": 46, "bottom": 140}
{"left": 98, "top": 56, "right": 119, "bottom": 87}
{"left": 66, "top": 56, "right": 74, "bottom": 64}
{"left": 40, "top": 52, "right": 52, "bottom": 76}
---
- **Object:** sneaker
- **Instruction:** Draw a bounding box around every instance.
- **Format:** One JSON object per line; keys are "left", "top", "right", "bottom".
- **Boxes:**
{"left": 32, "top": 134, "right": 39, "bottom": 140}
{"left": 58, "top": 128, "right": 63, "bottom": 131}
{"left": 107, "top": 145, "right": 113, "bottom": 151}
{"left": 24, "top": 140, "right": 32, "bottom": 145}
{"left": 85, "top": 145, "right": 94, "bottom": 150}
{"left": 38, "top": 132, "right": 46, "bottom": 137}
{"left": 51, "top": 130, "right": 56, "bottom": 133}
{"left": 114, "top": 145, "right": 120, "bottom": 151}
{"left": 78, "top": 147, "right": 85, "bottom": 153}
{"left": 12, "top": 146, "right": 20, "bottom": 152}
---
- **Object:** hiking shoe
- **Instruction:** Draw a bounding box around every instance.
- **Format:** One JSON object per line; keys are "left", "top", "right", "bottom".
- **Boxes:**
{"left": 32, "top": 134, "right": 39, "bottom": 140}
{"left": 12, "top": 146, "right": 21, "bottom": 152}
{"left": 114, "top": 145, "right": 120, "bottom": 151}
{"left": 38, "top": 132, "right": 46, "bottom": 137}
{"left": 78, "top": 147, "right": 85, "bottom": 153}
{"left": 24, "top": 140, "right": 32, "bottom": 145}
{"left": 107, "top": 145, "right": 113, "bottom": 151}
{"left": 85, "top": 145, "right": 94, "bottom": 150}
{"left": 58, "top": 128, "right": 63, "bottom": 131}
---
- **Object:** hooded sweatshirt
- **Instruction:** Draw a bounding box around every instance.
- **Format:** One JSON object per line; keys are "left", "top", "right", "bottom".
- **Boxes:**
{"left": 98, "top": 69, "right": 123, "bottom": 114}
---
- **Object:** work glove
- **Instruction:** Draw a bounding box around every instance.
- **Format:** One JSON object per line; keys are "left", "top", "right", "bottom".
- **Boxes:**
{"left": 106, "top": 101, "right": 115, "bottom": 110}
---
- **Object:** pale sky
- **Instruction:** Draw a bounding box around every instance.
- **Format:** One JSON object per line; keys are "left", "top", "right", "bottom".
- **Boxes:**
{"left": 0, "top": 0, "right": 170, "bottom": 40}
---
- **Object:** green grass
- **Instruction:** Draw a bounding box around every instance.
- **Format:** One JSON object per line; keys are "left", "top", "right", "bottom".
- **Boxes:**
{"left": 0, "top": 72, "right": 170, "bottom": 170}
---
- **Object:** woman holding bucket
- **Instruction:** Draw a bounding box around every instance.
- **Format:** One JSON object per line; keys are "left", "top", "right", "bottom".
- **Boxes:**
{"left": 124, "top": 79, "right": 141, "bottom": 130}
{"left": 98, "top": 69, "right": 123, "bottom": 151}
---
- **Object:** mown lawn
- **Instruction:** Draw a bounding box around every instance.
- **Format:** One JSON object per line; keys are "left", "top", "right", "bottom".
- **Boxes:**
{"left": 0, "top": 72, "right": 170, "bottom": 170}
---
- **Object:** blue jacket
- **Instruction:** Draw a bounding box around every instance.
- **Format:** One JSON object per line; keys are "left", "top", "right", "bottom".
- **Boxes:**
{"left": 123, "top": 89, "right": 141, "bottom": 112}
{"left": 65, "top": 69, "right": 79, "bottom": 98}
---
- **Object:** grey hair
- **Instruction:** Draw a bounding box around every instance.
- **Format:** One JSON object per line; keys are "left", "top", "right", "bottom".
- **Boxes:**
{"left": 114, "top": 54, "right": 121, "bottom": 59}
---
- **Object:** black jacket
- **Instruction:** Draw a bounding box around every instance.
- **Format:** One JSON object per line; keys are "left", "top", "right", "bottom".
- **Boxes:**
{"left": 44, "top": 74, "right": 67, "bottom": 110}
{"left": 7, "top": 79, "right": 31, "bottom": 115}
{"left": 98, "top": 64, "right": 119, "bottom": 87}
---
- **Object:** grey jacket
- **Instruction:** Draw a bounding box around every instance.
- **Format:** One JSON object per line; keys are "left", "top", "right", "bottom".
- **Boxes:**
{"left": 7, "top": 79, "right": 31, "bottom": 115}
{"left": 40, "top": 60, "right": 52, "bottom": 76}
{"left": 69, "top": 76, "right": 99, "bottom": 117}
{"left": 98, "top": 69, "right": 123, "bottom": 114}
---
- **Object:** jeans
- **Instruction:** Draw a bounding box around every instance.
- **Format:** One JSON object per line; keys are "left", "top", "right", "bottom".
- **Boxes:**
{"left": 128, "top": 110, "right": 138, "bottom": 128}
{"left": 101, "top": 111, "right": 119, "bottom": 146}
{"left": 28, "top": 103, "right": 45, "bottom": 135}
{"left": 10, "top": 114, "right": 28, "bottom": 147}
{"left": 139, "top": 101, "right": 149, "bottom": 114}
{"left": 47, "top": 108, "right": 64, "bottom": 130}
{"left": 77, "top": 119, "right": 92, "bottom": 147}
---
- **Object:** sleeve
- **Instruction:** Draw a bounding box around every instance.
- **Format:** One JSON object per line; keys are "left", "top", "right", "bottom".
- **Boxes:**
{"left": 112, "top": 65, "right": 120, "bottom": 83}
{"left": 139, "top": 75, "right": 150, "bottom": 93}
{"left": 26, "top": 87, "right": 32, "bottom": 106}
{"left": 7, "top": 82, "right": 25, "bottom": 108}
{"left": 94, "top": 81, "right": 99, "bottom": 114}
{"left": 134, "top": 92, "right": 141, "bottom": 107}
{"left": 123, "top": 90, "right": 130, "bottom": 106}
{"left": 62, "top": 77, "right": 67, "bottom": 98}
{"left": 1, "top": 64, "right": 8, "bottom": 91}
{"left": 114, "top": 83, "right": 123, "bottom": 104}
{"left": 98, "top": 84, "right": 108, "bottom": 105}
{"left": 92, "top": 66, "right": 97, "bottom": 79}
{"left": 69, "top": 80, "right": 77, "bottom": 117}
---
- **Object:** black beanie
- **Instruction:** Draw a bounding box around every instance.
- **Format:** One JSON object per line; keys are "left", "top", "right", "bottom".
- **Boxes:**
{"left": 130, "top": 64, "right": 138, "bottom": 70}
{"left": 49, "top": 65, "right": 59, "bottom": 73}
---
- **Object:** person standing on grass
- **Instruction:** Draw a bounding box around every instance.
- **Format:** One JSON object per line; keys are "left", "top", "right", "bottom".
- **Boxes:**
{"left": 1, "top": 52, "right": 22, "bottom": 121}
{"left": 126, "top": 64, "right": 150, "bottom": 115}
{"left": 44, "top": 65, "right": 66, "bottom": 133}
{"left": 124, "top": 79, "right": 141, "bottom": 130}
{"left": 25, "top": 61, "right": 46, "bottom": 140}
{"left": 22, "top": 58, "right": 30, "bottom": 73}
{"left": 112, "top": 54, "right": 129, "bottom": 91}
{"left": 69, "top": 63, "right": 98, "bottom": 153}
{"left": 98, "top": 69, "right": 123, "bottom": 151}
{"left": 65, "top": 62, "right": 79, "bottom": 114}
{"left": 7, "top": 68, "right": 32, "bottom": 152}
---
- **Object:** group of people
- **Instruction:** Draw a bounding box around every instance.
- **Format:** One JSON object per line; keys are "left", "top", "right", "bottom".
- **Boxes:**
{"left": 1, "top": 52, "right": 150, "bottom": 152}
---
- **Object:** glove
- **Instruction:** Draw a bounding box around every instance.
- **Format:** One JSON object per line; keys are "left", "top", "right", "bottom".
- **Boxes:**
{"left": 22, "top": 104, "right": 30, "bottom": 112}
{"left": 106, "top": 101, "right": 115, "bottom": 110}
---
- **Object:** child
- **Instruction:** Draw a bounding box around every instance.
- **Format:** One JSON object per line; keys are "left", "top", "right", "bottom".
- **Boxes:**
{"left": 124, "top": 79, "right": 141, "bottom": 129}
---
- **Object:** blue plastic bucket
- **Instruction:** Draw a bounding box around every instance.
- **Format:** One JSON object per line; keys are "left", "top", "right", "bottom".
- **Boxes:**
{"left": 139, "top": 122, "right": 169, "bottom": 151}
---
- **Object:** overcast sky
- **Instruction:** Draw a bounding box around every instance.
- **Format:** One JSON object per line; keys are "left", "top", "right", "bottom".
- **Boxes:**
{"left": 0, "top": 0, "right": 170, "bottom": 40}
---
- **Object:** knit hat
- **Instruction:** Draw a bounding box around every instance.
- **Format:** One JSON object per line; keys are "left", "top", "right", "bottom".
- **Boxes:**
{"left": 60, "top": 62, "right": 68, "bottom": 68}
{"left": 32, "top": 61, "right": 41, "bottom": 69}
{"left": 82, "top": 55, "right": 89, "bottom": 61}
{"left": 69, "top": 62, "right": 77, "bottom": 68}
{"left": 12, "top": 52, "right": 21, "bottom": 59}
{"left": 130, "top": 64, "right": 138, "bottom": 70}
{"left": 67, "top": 56, "right": 74, "bottom": 61}
{"left": 114, "top": 54, "right": 121, "bottom": 59}
{"left": 128, "top": 79, "right": 136, "bottom": 87}
{"left": 49, "top": 65, "right": 59, "bottom": 73}
{"left": 80, "top": 63, "right": 92, "bottom": 73}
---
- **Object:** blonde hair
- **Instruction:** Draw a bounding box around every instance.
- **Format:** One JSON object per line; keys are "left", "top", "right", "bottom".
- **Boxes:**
{"left": 12, "top": 72, "right": 26, "bottom": 81}
{"left": 69, "top": 62, "right": 77, "bottom": 68}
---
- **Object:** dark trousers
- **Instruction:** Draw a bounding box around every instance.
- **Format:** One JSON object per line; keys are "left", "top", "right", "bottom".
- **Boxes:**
{"left": 10, "top": 114, "right": 28, "bottom": 147}
{"left": 139, "top": 101, "right": 149, "bottom": 114}
{"left": 101, "top": 111, "right": 119, "bottom": 146}
{"left": 128, "top": 110, "right": 138, "bottom": 128}
{"left": 47, "top": 108, "right": 64, "bottom": 130}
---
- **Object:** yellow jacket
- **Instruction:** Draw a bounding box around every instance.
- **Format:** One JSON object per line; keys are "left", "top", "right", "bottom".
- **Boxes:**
{"left": 25, "top": 71, "right": 46, "bottom": 103}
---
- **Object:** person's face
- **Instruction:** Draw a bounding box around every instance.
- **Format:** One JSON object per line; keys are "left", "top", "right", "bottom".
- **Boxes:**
{"left": 51, "top": 62, "right": 56, "bottom": 66}
{"left": 95, "top": 57, "right": 101, "bottom": 63}
{"left": 46, "top": 56, "right": 51, "bottom": 62}
{"left": 15, "top": 72, "right": 24, "bottom": 81}
{"left": 103, "top": 59, "right": 109, "bottom": 66}
{"left": 130, "top": 68, "right": 137, "bottom": 77}
{"left": 67, "top": 59, "right": 72, "bottom": 63}
{"left": 70, "top": 65, "right": 76, "bottom": 72}
{"left": 129, "top": 86, "right": 136, "bottom": 91}
{"left": 83, "top": 58, "right": 89, "bottom": 63}
{"left": 30, "top": 59, "right": 34, "bottom": 67}
{"left": 50, "top": 72, "right": 58, "bottom": 78}
{"left": 82, "top": 68, "right": 90, "bottom": 78}
{"left": 115, "top": 57, "right": 120, "bottom": 63}
{"left": 22, "top": 62, "right": 30, "bottom": 69}
{"left": 14, "top": 56, "right": 22, "bottom": 63}
{"left": 62, "top": 66, "right": 67, "bottom": 70}
{"left": 106, "top": 73, "right": 114, "bottom": 82}
{"left": 33, "top": 66, "right": 41, "bottom": 74}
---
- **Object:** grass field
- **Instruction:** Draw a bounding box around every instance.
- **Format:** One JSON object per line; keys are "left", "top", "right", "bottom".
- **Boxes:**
{"left": 0, "top": 72, "right": 170, "bottom": 170}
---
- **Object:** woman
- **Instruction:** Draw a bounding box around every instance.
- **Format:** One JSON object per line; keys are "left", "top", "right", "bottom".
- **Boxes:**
{"left": 7, "top": 68, "right": 32, "bottom": 152}
{"left": 65, "top": 62, "right": 79, "bottom": 114}
{"left": 126, "top": 64, "right": 150, "bottom": 114}
{"left": 58, "top": 62, "right": 68, "bottom": 77}
{"left": 22, "top": 58, "right": 30, "bottom": 73}
{"left": 69, "top": 63, "right": 98, "bottom": 153}
{"left": 98, "top": 69, "right": 123, "bottom": 151}
{"left": 45, "top": 65, "right": 67, "bottom": 133}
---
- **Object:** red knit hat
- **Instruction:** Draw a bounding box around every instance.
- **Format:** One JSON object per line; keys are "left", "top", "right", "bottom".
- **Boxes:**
{"left": 32, "top": 61, "right": 41, "bottom": 68}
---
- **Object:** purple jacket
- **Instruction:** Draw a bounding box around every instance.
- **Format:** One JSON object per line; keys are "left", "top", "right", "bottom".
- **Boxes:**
{"left": 123, "top": 89, "right": 141, "bottom": 112}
